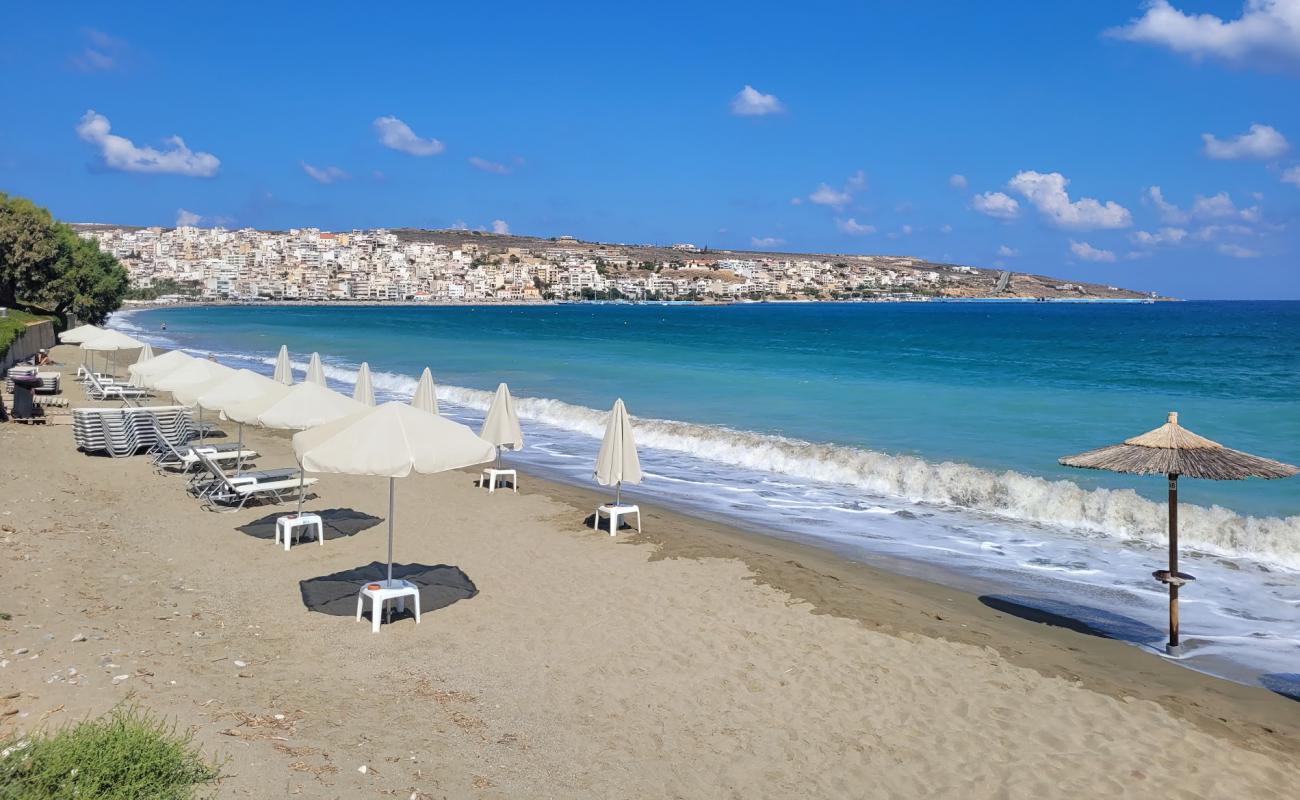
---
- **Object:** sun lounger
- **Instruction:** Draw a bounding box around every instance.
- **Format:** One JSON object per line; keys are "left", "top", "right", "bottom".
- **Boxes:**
{"left": 195, "top": 450, "right": 316, "bottom": 512}
{"left": 84, "top": 372, "right": 151, "bottom": 402}
{"left": 149, "top": 420, "right": 258, "bottom": 473}
{"left": 73, "top": 405, "right": 194, "bottom": 457}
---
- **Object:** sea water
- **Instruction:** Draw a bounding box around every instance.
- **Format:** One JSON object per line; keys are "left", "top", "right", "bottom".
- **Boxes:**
{"left": 109, "top": 301, "right": 1300, "bottom": 692}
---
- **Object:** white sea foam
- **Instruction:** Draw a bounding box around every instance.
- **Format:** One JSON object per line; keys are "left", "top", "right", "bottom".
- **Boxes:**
{"left": 104, "top": 310, "right": 1300, "bottom": 571}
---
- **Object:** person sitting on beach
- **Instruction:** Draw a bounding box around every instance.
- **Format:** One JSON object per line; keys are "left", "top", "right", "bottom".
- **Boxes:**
{"left": 34, "top": 349, "right": 50, "bottom": 366}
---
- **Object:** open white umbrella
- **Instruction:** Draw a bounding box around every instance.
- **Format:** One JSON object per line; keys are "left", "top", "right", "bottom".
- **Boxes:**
{"left": 595, "top": 398, "right": 642, "bottom": 505}
{"left": 129, "top": 350, "right": 193, "bottom": 388}
{"left": 273, "top": 345, "right": 294, "bottom": 385}
{"left": 254, "top": 382, "right": 367, "bottom": 514}
{"left": 410, "top": 368, "right": 439, "bottom": 414}
{"left": 480, "top": 383, "right": 523, "bottom": 469}
{"left": 81, "top": 329, "right": 145, "bottom": 377}
{"left": 153, "top": 360, "right": 236, "bottom": 440}
{"left": 293, "top": 402, "right": 496, "bottom": 584}
{"left": 195, "top": 369, "right": 282, "bottom": 467}
{"left": 353, "top": 362, "right": 376, "bottom": 406}
{"left": 305, "top": 353, "right": 327, "bottom": 386}
{"left": 58, "top": 323, "right": 105, "bottom": 344}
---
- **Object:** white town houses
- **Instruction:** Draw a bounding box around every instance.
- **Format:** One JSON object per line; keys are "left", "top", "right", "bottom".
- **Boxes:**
{"left": 78, "top": 224, "right": 986, "bottom": 304}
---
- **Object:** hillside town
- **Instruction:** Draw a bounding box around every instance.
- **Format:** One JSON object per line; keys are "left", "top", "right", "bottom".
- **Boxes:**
{"left": 76, "top": 224, "right": 1148, "bottom": 304}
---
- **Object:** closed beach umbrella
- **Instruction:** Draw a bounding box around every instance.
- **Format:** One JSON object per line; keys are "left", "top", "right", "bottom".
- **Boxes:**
{"left": 595, "top": 398, "right": 642, "bottom": 505}
{"left": 1059, "top": 411, "right": 1296, "bottom": 655}
{"left": 353, "top": 362, "right": 376, "bottom": 406}
{"left": 128, "top": 344, "right": 155, "bottom": 387}
{"left": 293, "top": 402, "right": 496, "bottom": 585}
{"left": 273, "top": 345, "right": 294, "bottom": 385}
{"left": 305, "top": 352, "right": 327, "bottom": 386}
{"left": 410, "top": 368, "right": 439, "bottom": 415}
{"left": 480, "top": 382, "right": 523, "bottom": 469}
{"left": 58, "top": 323, "right": 105, "bottom": 344}
{"left": 81, "top": 329, "right": 145, "bottom": 377}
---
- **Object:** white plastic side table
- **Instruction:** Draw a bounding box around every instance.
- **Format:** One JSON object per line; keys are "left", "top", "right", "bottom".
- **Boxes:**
{"left": 594, "top": 503, "right": 642, "bottom": 537}
{"left": 356, "top": 579, "right": 421, "bottom": 633}
{"left": 481, "top": 468, "right": 518, "bottom": 493}
{"left": 275, "top": 513, "right": 324, "bottom": 551}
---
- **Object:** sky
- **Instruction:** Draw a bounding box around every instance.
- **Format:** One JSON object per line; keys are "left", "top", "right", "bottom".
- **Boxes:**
{"left": 2, "top": 1, "right": 1299, "bottom": 299}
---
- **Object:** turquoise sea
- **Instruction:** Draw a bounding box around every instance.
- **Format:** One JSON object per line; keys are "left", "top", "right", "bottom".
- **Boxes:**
{"left": 111, "top": 301, "right": 1300, "bottom": 688}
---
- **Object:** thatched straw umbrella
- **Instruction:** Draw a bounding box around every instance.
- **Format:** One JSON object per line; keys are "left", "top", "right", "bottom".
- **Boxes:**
{"left": 1059, "top": 411, "right": 1296, "bottom": 655}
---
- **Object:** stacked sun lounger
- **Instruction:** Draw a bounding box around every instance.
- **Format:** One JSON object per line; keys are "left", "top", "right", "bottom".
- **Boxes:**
{"left": 5, "top": 369, "right": 61, "bottom": 394}
{"left": 72, "top": 405, "right": 195, "bottom": 458}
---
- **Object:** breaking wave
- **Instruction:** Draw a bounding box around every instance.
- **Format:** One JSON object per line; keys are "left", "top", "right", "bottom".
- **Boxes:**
{"left": 106, "top": 309, "right": 1300, "bottom": 570}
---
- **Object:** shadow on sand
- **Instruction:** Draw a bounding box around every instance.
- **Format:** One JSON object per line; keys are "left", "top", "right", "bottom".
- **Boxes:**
{"left": 979, "top": 594, "right": 1165, "bottom": 645}
{"left": 299, "top": 561, "right": 478, "bottom": 623}
{"left": 235, "top": 507, "right": 382, "bottom": 542}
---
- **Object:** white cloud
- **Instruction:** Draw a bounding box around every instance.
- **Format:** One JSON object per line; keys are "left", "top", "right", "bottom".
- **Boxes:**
{"left": 845, "top": 170, "right": 867, "bottom": 190}
{"left": 1283, "top": 165, "right": 1300, "bottom": 185}
{"left": 71, "top": 29, "right": 128, "bottom": 72}
{"left": 750, "top": 236, "right": 784, "bottom": 248}
{"left": 730, "top": 85, "right": 785, "bottom": 116}
{"left": 175, "top": 209, "right": 201, "bottom": 227}
{"left": 835, "top": 218, "right": 876, "bottom": 235}
{"left": 1191, "top": 191, "right": 1260, "bottom": 221}
{"left": 948, "top": 174, "right": 968, "bottom": 189}
{"left": 301, "top": 162, "right": 348, "bottom": 184}
{"left": 900, "top": 224, "right": 914, "bottom": 235}
{"left": 1202, "top": 123, "right": 1289, "bottom": 159}
{"left": 1218, "top": 242, "right": 1261, "bottom": 258}
{"left": 971, "top": 191, "right": 1021, "bottom": 219}
{"left": 373, "top": 116, "right": 445, "bottom": 156}
{"left": 491, "top": 219, "right": 510, "bottom": 235}
{"left": 940, "top": 224, "right": 953, "bottom": 234}
{"left": 469, "top": 156, "right": 512, "bottom": 175}
{"left": 809, "top": 185, "right": 850, "bottom": 208}
{"left": 1194, "top": 223, "right": 1255, "bottom": 240}
{"left": 1129, "top": 227, "right": 1188, "bottom": 246}
{"left": 1069, "top": 240, "right": 1117, "bottom": 262}
{"left": 76, "top": 110, "right": 220, "bottom": 177}
{"left": 1145, "top": 186, "right": 1189, "bottom": 223}
{"left": 450, "top": 220, "right": 469, "bottom": 231}
{"left": 997, "top": 244, "right": 1018, "bottom": 257}
{"left": 1107, "top": 0, "right": 1300, "bottom": 73}
{"left": 1008, "top": 171, "right": 1131, "bottom": 229}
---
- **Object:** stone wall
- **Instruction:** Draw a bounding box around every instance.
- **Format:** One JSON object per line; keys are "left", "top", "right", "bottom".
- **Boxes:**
{"left": 0, "top": 319, "right": 56, "bottom": 375}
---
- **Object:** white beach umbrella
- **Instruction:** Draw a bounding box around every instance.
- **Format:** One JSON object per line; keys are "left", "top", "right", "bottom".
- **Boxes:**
{"left": 292, "top": 402, "right": 496, "bottom": 584}
{"left": 353, "top": 362, "right": 376, "bottom": 406}
{"left": 152, "top": 359, "right": 235, "bottom": 441}
{"left": 273, "top": 345, "right": 294, "bottom": 385}
{"left": 410, "top": 368, "right": 439, "bottom": 415}
{"left": 129, "top": 350, "right": 194, "bottom": 388}
{"left": 256, "top": 383, "right": 367, "bottom": 514}
{"left": 480, "top": 382, "right": 524, "bottom": 469}
{"left": 58, "top": 323, "right": 104, "bottom": 344}
{"left": 195, "top": 369, "right": 282, "bottom": 465}
{"left": 81, "top": 329, "right": 145, "bottom": 377}
{"left": 595, "top": 398, "right": 642, "bottom": 505}
{"left": 305, "top": 352, "right": 327, "bottom": 386}
{"left": 127, "top": 344, "right": 155, "bottom": 387}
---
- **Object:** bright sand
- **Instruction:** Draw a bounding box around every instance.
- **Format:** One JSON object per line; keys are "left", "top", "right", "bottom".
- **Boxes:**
{"left": 0, "top": 346, "right": 1297, "bottom": 798}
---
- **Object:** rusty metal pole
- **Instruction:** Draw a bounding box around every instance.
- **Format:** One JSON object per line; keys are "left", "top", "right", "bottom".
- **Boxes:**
{"left": 1167, "top": 473, "right": 1180, "bottom": 655}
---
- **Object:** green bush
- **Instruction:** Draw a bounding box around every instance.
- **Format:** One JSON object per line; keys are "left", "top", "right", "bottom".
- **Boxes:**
{"left": 0, "top": 310, "right": 52, "bottom": 359}
{"left": 0, "top": 705, "right": 220, "bottom": 799}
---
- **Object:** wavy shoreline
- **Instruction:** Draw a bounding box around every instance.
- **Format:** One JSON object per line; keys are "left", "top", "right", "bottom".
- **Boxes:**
{"left": 110, "top": 308, "right": 1300, "bottom": 571}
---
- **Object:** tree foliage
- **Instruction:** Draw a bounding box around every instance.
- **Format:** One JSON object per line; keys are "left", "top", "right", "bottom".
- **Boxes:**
{"left": 0, "top": 192, "right": 61, "bottom": 309}
{"left": 0, "top": 192, "right": 129, "bottom": 325}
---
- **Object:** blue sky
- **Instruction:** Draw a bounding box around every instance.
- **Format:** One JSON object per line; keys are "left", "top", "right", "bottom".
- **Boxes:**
{"left": 2, "top": 1, "right": 1298, "bottom": 299}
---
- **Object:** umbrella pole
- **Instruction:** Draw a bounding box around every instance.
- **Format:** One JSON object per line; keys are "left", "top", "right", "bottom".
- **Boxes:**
{"left": 386, "top": 477, "right": 395, "bottom": 585}
{"left": 236, "top": 423, "right": 244, "bottom": 471}
{"left": 1167, "top": 473, "right": 1180, "bottom": 655}
{"left": 615, "top": 480, "right": 621, "bottom": 506}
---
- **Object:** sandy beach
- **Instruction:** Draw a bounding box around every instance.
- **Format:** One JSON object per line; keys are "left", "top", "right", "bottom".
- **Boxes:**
{"left": 1, "top": 346, "right": 1296, "bottom": 799}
